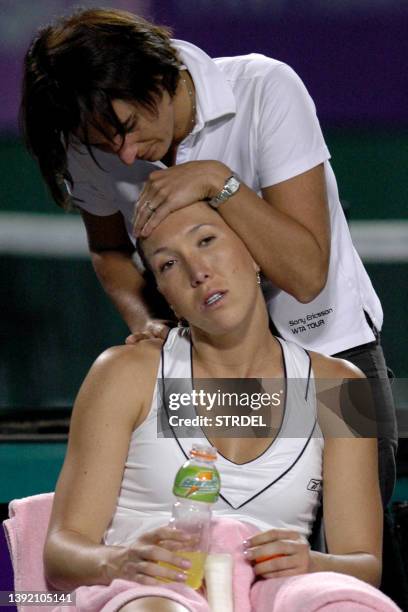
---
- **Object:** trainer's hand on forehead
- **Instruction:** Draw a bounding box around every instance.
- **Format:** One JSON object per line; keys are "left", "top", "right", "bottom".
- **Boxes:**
{"left": 133, "top": 160, "right": 230, "bottom": 237}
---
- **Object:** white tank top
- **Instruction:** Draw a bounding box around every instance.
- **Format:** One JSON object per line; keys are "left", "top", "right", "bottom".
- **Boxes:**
{"left": 104, "top": 329, "right": 324, "bottom": 546}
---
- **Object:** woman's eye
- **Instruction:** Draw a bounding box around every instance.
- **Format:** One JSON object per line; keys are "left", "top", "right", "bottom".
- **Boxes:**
{"left": 199, "top": 235, "right": 215, "bottom": 246}
{"left": 160, "top": 260, "right": 175, "bottom": 273}
{"left": 122, "top": 116, "right": 137, "bottom": 133}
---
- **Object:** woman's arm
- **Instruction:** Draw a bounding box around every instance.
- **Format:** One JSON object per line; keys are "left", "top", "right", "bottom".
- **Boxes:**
{"left": 216, "top": 163, "right": 330, "bottom": 303}
{"left": 44, "top": 341, "right": 190, "bottom": 590}
{"left": 310, "top": 436, "right": 382, "bottom": 586}
{"left": 244, "top": 357, "right": 382, "bottom": 586}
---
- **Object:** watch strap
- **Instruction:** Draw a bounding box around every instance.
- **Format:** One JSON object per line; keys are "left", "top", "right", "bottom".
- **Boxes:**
{"left": 208, "top": 174, "right": 241, "bottom": 209}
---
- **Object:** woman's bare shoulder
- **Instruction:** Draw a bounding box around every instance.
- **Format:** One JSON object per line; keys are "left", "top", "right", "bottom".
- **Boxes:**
{"left": 309, "top": 351, "right": 373, "bottom": 439}
{"left": 73, "top": 338, "right": 163, "bottom": 425}
{"left": 91, "top": 338, "right": 163, "bottom": 379}
{"left": 309, "top": 350, "right": 365, "bottom": 380}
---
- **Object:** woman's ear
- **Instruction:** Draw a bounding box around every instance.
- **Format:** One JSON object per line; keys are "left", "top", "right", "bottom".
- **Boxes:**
{"left": 251, "top": 260, "right": 261, "bottom": 285}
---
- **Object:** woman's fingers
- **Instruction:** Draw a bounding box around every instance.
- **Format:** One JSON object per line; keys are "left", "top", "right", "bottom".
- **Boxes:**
{"left": 253, "top": 553, "right": 286, "bottom": 563}
{"left": 262, "top": 568, "right": 302, "bottom": 579}
{"left": 139, "top": 525, "right": 197, "bottom": 545}
{"left": 244, "top": 528, "right": 300, "bottom": 548}
{"left": 121, "top": 542, "right": 192, "bottom": 583}
{"left": 133, "top": 176, "right": 169, "bottom": 236}
{"left": 131, "top": 559, "right": 188, "bottom": 583}
{"left": 130, "top": 574, "right": 161, "bottom": 586}
{"left": 134, "top": 194, "right": 167, "bottom": 236}
{"left": 145, "top": 321, "right": 171, "bottom": 339}
{"left": 132, "top": 161, "right": 216, "bottom": 237}
{"left": 125, "top": 321, "right": 170, "bottom": 344}
{"left": 252, "top": 549, "right": 297, "bottom": 576}
{"left": 157, "top": 539, "right": 188, "bottom": 551}
{"left": 244, "top": 537, "right": 297, "bottom": 561}
{"left": 243, "top": 531, "right": 311, "bottom": 577}
{"left": 125, "top": 332, "right": 150, "bottom": 344}
{"left": 123, "top": 558, "right": 187, "bottom": 583}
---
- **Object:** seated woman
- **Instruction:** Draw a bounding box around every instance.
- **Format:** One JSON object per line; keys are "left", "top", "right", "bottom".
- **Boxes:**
{"left": 44, "top": 202, "right": 398, "bottom": 612}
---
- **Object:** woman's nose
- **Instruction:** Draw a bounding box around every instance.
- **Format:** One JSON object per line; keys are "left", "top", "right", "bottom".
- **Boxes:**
{"left": 117, "top": 138, "right": 139, "bottom": 165}
{"left": 190, "top": 267, "right": 211, "bottom": 288}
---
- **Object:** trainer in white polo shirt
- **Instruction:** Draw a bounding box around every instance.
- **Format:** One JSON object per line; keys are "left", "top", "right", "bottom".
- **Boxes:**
{"left": 68, "top": 39, "right": 382, "bottom": 357}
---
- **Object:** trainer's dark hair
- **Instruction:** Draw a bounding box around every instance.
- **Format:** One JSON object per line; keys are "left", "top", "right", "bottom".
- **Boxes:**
{"left": 20, "top": 8, "right": 181, "bottom": 208}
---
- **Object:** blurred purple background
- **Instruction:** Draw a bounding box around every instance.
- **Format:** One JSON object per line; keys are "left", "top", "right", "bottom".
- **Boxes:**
{"left": 0, "top": 0, "right": 406, "bottom": 132}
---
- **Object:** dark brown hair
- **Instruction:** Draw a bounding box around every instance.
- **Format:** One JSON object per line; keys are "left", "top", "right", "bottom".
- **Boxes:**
{"left": 20, "top": 8, "right": 181, "bottom": 208}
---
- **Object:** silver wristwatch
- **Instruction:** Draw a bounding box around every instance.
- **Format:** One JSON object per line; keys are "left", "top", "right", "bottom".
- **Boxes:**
{"left": 208, "top": 174, "right": 241, "bottom": 209}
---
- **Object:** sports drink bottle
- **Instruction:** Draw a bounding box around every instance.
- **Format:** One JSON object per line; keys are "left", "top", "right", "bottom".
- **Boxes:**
{"left": 161, "top": 444, "right": 220, "bottom": 589}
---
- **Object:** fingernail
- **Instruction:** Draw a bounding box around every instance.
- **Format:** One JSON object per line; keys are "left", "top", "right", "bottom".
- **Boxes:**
{"left": 243, "top": 549, "right": 252, "bottom": 559}
{"left": 242, "top": 539, "right": 250, "bottom": 549}
{"left": 177, "top": 572, "right": 187, "bottom": 581}
{"left": 181, "top": 559, "right": 191, "bottom": 569}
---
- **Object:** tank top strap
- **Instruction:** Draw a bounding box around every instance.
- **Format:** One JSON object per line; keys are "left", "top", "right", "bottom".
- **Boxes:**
{"left": 276, "top": 337, "right": 311, "bottom": 383}
{"left": 275, "top": 337, "right": 317, "bottom": 439}
{"left": 162, "top": 327, "right": 191, "bottom": 379}
{"left": 157, "top": 327, "right": 198, "bottom": 440}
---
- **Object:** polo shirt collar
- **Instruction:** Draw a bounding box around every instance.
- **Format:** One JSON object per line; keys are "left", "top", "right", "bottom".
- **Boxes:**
{"left": 172, "top": 39, "right": 236, "bottom": 133}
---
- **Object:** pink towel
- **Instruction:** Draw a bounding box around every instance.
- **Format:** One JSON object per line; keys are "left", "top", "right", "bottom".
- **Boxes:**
{"left": 3, "top": 493, "right": 55, "bottom": 612}
{"left": 250, "top": 571, "right": 401, "bottom": 611}
{"left": 3, "top": 493, "right": 54, "bottom": 597}
{"left": 3, "top": 496, "right": 401, "bottom": 612}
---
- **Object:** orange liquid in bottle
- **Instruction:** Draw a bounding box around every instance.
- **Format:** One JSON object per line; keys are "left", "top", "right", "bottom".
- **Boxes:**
{"left": 158, "top": 551, "right": 207, "bottom": 589}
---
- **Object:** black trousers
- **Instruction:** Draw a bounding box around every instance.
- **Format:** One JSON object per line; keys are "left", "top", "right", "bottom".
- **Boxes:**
{"left": 333, "top": 335, "right": 397, "bottom": 508}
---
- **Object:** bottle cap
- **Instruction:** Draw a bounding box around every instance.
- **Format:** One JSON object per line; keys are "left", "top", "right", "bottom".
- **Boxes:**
{"left": 189, "top": 444, "right": 217, "bottom": 462}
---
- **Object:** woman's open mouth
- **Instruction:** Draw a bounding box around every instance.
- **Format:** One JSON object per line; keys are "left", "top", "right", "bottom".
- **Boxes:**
{"left": 202, "top": 291, "right": 227, "bottom": 310}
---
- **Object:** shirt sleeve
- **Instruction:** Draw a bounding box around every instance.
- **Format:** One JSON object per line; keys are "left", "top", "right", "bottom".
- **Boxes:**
{"left": 66, "top": 144, "right": 119, "bottom": 216}
{"left": 256, "top": 63, "right": 331, "bottom": 188}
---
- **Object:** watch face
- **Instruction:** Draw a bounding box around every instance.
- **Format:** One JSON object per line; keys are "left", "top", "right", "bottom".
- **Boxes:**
{"left": 209, "top": 174, "right": 241, "bottom": 208}
{"left": 227, "top": 176, "right": 240, "bottom": 193}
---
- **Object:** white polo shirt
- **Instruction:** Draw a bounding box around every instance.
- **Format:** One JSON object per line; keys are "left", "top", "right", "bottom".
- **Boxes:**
{"left": 67, "top": 39, "right": 383, "bottom": 355}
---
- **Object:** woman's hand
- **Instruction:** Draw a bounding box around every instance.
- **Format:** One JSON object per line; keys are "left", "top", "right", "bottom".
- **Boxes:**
{"left": 104, "top": 526, "right": 196, "bottom": 585}
{"left": 133, "top": 160, "right": 229, "bottom": 237}
{"left": 243, "top": 528, "right": 311, "bottom": 579}
{"left": 125, "top": 319, "right": 171, "bottom": 345}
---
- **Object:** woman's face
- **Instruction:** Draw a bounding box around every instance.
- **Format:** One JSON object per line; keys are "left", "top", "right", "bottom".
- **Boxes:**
{"left": 142, "top": 202, "right": 261, "bottom": 335}
{"left": 81, "top": 97, "right": 176, "bottom": 166}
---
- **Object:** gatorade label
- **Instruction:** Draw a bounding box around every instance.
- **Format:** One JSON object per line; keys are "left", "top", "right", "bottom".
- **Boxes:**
{"left": 173, "top": 465, "right": 220, "bottom": 503}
